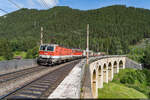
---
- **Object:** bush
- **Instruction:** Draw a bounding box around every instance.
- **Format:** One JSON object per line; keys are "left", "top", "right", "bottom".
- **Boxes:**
{"left": 120, "top": 72, "right": 135, "bottom": 84}
{"left": 120, "top": 70, "right": 147, "bottom": 85}
{"left": 142, "top": 69, "right": 150, "bottom": 86}
{"left": 115, "top": 68, "right": 150, "bottom": 98}
{"left": 141, "top": 46, "right": 150, "bottom": 69}
{"left": 26, "top": 46, "right": 39, "bottom": 59}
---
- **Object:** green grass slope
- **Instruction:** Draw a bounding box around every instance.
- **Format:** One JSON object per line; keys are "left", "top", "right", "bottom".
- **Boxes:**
{"left": 13, "top": 51, "right": 27, "bottom": 59}
{"left": 113, "top": 68, "right": 150, "bottom": 97}
{"left": 98, "top": 82, "right": 148, "bottom": 99}
{"left": 0, "top": 56, "right": 5, "bottom": 61}
{"left": 98, "top": 68, "right": 150, "bottom": 99}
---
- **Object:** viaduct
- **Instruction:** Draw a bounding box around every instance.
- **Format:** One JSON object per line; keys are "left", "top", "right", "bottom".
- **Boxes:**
{"left": 81, "top": 55, "right": 142, "bottom": 98}
{"left": 89, "top": 56, "right": 125, "bottom": 98}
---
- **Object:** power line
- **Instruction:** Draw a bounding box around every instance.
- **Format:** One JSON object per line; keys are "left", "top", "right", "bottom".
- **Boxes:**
{"left": 39, "top": 0, "right": 47, "bottom": 9}
{"left": 86, "top": 24, "right": 89, "bottom": 64}
{"left": 0, "top": 8, "right": 8, "bottom": 14}
{"left": 41, "top": 0, "right": 49, "bottom": 9}
{"left": 40, "top": 0, "right": 49, "bottom": 9}
{"left": 7, "top": 0, "right": 21, "bottom": 9}
{"left": 42, "top": 0, "right": 50, "bottom": 8}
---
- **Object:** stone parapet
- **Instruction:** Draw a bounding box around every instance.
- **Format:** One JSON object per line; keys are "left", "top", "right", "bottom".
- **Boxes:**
{"left": 0, "top": 59, "right": 37, "bottom": 75}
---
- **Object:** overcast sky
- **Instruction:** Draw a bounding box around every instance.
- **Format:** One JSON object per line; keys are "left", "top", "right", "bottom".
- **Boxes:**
{"left": 0, "top": 0, "right": 150, "bottom": 16}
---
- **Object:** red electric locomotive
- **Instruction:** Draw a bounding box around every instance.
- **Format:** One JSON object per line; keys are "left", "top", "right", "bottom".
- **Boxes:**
{"left": 37, "top": 44, "right": 84, "bottom": 65}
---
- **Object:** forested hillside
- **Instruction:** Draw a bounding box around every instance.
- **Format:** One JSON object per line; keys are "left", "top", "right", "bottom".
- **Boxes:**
{"left": 0, "top": 5, "right": 150, "bottom": 60}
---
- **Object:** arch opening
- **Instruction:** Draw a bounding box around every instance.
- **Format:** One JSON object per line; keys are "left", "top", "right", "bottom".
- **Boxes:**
{"left": 113, "top": 61, "right": 117, "bottom": 74}
{"left": 119, "top": 60, "right": 123, "bottom": 69}
{"left": 92, "top": 70, "right": 96, "bottom": 98}
{"left": 108, "top": 62, "right": 112, "bottom": 81}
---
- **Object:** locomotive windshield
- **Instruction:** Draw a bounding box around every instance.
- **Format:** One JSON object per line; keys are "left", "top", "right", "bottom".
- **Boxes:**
{"left": 40, "top": 45, "right": 47, "bottom": 51}
{"left": 47, "top": 46, "right": 54, "bottom": 51}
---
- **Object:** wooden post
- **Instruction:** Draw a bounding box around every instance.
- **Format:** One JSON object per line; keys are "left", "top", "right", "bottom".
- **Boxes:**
{"left": 41, "top": 27, "right": 43, "bottom": 45}
{"left": 86, "top": 24, "right": 89, "bottom": 64}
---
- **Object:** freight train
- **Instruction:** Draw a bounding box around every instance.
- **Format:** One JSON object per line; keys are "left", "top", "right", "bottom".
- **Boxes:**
{"left": 37, "top": 44, "right": 85, "bottom": 65}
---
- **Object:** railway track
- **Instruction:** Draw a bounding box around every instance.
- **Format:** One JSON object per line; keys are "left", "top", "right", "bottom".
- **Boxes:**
{"left": 0, "top": 66, "right": 46, "bottom": 83}
{"left": 1, "top": 60, "right": 80, "bottom": 99}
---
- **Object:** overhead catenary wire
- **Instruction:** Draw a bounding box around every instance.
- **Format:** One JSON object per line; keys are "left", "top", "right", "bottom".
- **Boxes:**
{"left": 39, "top": 0, "right": 47, "bottom": 9}
{"left": 7, "top": 0, "right": 47, "bottom": 10}
{"left": 0, "top": 8, "right": 8, "bottom": 14}
{"left": 7, "top": 0, "right": 21, "bottom": 9}
{"left": 36, "top": 0, "right": 45, "bottom": 9}
{"left": 42, "top": 0, "right": 50, "bottom": 8}
{"left": 40, "top": 0, "right": 49, "bottom": 9}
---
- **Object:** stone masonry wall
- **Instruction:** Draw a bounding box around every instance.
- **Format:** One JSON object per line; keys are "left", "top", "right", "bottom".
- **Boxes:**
{"left": 125, "top": 57, "right": 143, "bottom": 70}
{"left": 0, "top": 59, "right": 37, "bottom": 75}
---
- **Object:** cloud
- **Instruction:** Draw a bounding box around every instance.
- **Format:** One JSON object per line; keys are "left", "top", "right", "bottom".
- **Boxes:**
{"left": 0, "top": 13, "right": 2, "bottom": 16}
{"left": 17, "top": 2, "right": 24, "bottom": 8}
{"left": 29, "top": 0, "right": 35, "bottom": 7}
{"left": 37, "top": 0, "right": 59, "bottom": 8}
{"left": 0, "top": 12, "right": 5, "bottom": 16}
{"left": 27, "top": 0, "right": 36, "bottom": 8}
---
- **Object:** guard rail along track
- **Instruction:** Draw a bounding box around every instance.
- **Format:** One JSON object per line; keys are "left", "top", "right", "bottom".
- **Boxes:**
{"left": 1, "top": 60, "right": 80, "bottom": 99}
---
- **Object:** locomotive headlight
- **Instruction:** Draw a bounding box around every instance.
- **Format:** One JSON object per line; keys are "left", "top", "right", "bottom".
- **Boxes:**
{"left": 40, "top": 55, "right": 51, "bottom": 58}
{"left": 46, "top": 55, "right": 51, "bottom": 58}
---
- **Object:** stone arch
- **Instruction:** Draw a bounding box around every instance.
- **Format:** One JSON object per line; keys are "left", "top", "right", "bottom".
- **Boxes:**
{"left": 113, "top": 61, "right": 117, "bottom": 74}
{"left": 97, "top": 65, "right": 103, "bottom": 88}
{"left": 108, "top": 62, "right": 113, "bottom": 81}
{"left": 92, "top": 70, "right": 97, "bottom": 98}
{"left": 103, "top": 63, "right": 108, "bottom": 83}
{"left": 119, "top": 60, "right": 123, "bottom": 69}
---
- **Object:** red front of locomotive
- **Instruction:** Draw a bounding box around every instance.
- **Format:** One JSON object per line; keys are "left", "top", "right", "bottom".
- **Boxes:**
{"left": 39, "top": 45, "right": 55, "bottom": 58}
{"left": 37, "top": 44, "right": 56, "bottom": 65}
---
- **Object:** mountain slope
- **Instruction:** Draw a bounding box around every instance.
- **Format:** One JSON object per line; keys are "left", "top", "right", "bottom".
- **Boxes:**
{"left": 0, "top": 5, "right": 150, "bottom": 54}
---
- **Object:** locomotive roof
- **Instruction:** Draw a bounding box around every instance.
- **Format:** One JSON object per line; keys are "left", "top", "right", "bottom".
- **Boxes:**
{"left": 40, "top": 44, "right": 85, "bottom": 51}
{"left": 72, "top": 48, "right": 82, "bottom": 51}
{"left": 41, "top": 44, "right": 58, "bottom": 46}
